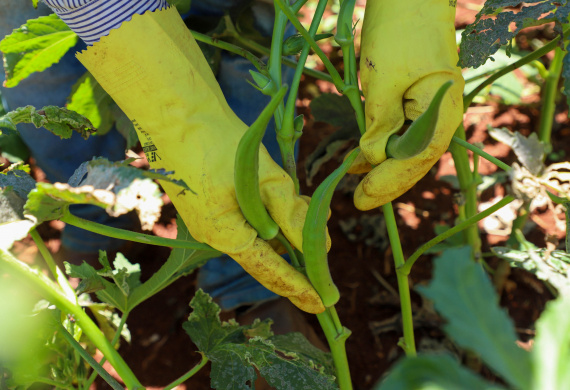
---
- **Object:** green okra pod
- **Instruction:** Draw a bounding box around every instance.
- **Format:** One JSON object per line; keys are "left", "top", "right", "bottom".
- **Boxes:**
{"left": 303, "top": 148, "right": 360, "bottom": 307}
{"left": 235, "top": 85, "right": 288, "bottom": 240}
{"left": 386, "top": 81, "right": 453, "bottom": 160}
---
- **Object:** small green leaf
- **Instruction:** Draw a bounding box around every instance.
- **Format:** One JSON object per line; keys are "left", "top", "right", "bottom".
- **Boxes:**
{"left": 65, "top": 251, "right": 140, "bottom": 312}
{"left": 488, "top": 127, "right": 545, "bottom": 175}
{"left": 417, "top": 246, "right": 532, "bottom": 389}
{"left": 183, "top": 290, "right": 337, "bottom": 390}
{"left": 67, "top": 72, "right": 115, "bottom": 136}
{"left": 531, "top": 295, "right": 570, "bottom": 389}
{"left": 0, "top": 14, "right": 78, "bottom": 87}
{"left": 375, "top": 354, "right": 507, "bottom": 390}
{"left": 0, "top": 105, "right": 95, "bottom": 139}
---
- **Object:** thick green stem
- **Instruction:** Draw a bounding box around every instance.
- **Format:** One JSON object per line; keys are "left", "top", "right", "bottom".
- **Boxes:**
{"left": 401, "top": 196, "right": 515, "bottom": 275}
{"left": 190, "top": 30, "right": 267, "bottom": 73}
{"left": 451, "top": 136, "right": 512, "bottom": 172}
{"left": 0, "top": 249, "right": 142, "bottom": 389}
{"left": 58, "top": 324, "right": 124, "bottom": 390}
{"left": 163, "top": 353, "right": 209, "bottom": 390}
{"left": 83, "top": 314, "right": 129, "bottom": 390}
{"left": 60, "top": 209, "right": 215, "bottom": 251}
{"left": 538, "top": 46, "right": 565, "bottom": 152}
{"left": 268, "top": 9, "right": 289, "bottom": 129}
{"left": 449, "top": 125, "right": 482, "bottom": 260}
{"left": 30, "top": 229, "right": 76, "bottom": 302}
{"left": 316, "top": 308, "right": 352, "bottom": 390}
{"left": 382, "top": 203, "right": 416, "bottom": 356}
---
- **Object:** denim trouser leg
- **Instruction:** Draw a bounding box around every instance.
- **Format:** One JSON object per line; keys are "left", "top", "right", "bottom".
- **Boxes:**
{"left": 1, "top": 1, "right": 130, "bottom": 252}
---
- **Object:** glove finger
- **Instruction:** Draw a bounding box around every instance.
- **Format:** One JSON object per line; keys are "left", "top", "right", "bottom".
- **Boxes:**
{"left": 229, "top": 238, "right": 325, "bottom": 314}
{"left": 259, "top": 150, "right": 331, "bottom": 253}
{"left": 346, "top": 149, "right": 373, "bottom": 174}
{"left": 354, "top": 73, "right": 464, "bottom": 211}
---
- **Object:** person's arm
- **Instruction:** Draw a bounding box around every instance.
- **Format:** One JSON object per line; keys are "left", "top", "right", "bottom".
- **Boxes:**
{"left": 43, "top": 1, "right": 326, "bottom": 314}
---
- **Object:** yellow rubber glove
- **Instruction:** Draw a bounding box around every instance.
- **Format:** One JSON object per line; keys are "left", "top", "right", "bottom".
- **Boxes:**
{"left": 76, "top": 7, "right": 325, "bottom": 314}
{"left": 351, "top": 0, "right": 465, "bottom": 210}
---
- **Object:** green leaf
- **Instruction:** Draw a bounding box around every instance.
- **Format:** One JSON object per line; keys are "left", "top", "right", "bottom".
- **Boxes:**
{"left": 0, "top": 132, "right": 30, "bottom": 162}
{"left": 0, "top": 14, "right": 78, "bottom": 87}
{"left": 0, "top": 105, "right": 95, "bottom": 139}
{"left": 492, "top": 246, "right": 570, "bottom": 295}
{"left": 488, "top": 127, "right": 546, "bottom": 176}
{"left": 67, "top": 72, "right": 115, "bottom": 136}
{"left": 531, "top": 295, "right": 570, "bottom": 389}
{"left": 375, "top": 354, "right": 507, "bottom": 390}
{"left": 417, "top": 246, "right": 532, "bottom": 389}
{"left": 0, "top": 165, "right": 37, "bottom": 200}
{"left": 65, "top": 251, "right": 140, "bottom": 312}
{"left": 183, "top": 290, "right": 337, "bottom": 390}
{"left": 25, "top": 158, "right": 187, "bottom": 229}
{"left": 0, "top": 167, "right": 38, "bottom": 249}
{"left": 459, "top": 1, "right": 570, "bottom": 69}
{"left": 127, "top": 214, "right": 219, "bottom": 310}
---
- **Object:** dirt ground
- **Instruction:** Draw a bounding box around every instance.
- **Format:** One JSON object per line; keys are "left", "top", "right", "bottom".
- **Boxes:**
{"left": 6, "top": 1, "right": 568, "bottom": 389}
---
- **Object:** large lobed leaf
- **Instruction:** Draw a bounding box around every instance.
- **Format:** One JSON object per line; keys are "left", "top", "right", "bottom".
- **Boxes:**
{"left": 25, "top": 158, "right": 188, "bottom": 230}
{"left": 0, "top": 14, "right": 77, "bottom": 87}
{"left": 459, "top": 0, "right": 570, "bottom": 69}
{"left": 183, "top": 290, "right": 337, "bottom": 390}
{"left": 417, "top": 246, "right": 532, "bottom": 389}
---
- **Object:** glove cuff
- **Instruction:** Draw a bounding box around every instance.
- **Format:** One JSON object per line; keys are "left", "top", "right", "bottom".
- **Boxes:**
{"left": 42, "top": 0, "right": 168, "bottom": 45}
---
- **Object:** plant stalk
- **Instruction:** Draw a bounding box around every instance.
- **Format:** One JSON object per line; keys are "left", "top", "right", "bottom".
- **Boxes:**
{"left": 449, "top": 125, "right": 482, "bottom": 260}
{"left": 316, "top": 307, "right": 352, "bottom": 390}
{"left": 58, "top": 323, "right": 124, "bottom": 390}
{"left": 382, "top": 202, "right": 416, "bottom": 356}
{"left": 83, "top": 314, "right": 129, "bottom": 390}
{"left": 538, "top": 46, "right": 565, "bottom": 153}
{"left": 0, "top": 248, "right": 142, "bottom": 389}
{"left": 400, "top": 196, "right": 515, "bottom": 275}
{"left": 30, "top": 228, "right": 76, "bottom": 302}
{"left": 60, "top": 209, "right": 216, "bottom": 251}
{"left": 163, "top": 353, "right": 209, "bottom": 390}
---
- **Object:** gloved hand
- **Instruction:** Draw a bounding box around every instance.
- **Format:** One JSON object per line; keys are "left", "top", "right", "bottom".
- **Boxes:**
{"left": 49, "top": 6, "right": 324, "bottom": 313}
{"left": 350, "top": 0, "right": 465, "bottom": 211}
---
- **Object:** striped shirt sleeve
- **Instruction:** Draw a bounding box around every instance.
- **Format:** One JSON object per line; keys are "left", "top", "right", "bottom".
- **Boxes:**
{"left": 42, "top": 0, "right": 169, "bottom": 45}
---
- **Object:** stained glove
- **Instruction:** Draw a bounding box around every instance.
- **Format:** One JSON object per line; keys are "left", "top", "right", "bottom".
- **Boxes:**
{"left": 350, "top": 0, "right": 465, "bottom": 210}
{"left": 61, "top": 7, "right": 324, "bottom": 314}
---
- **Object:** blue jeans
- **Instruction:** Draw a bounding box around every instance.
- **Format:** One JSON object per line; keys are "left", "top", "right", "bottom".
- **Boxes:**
{"left": 1, "top": 1, "right": 295, "bottom": 310}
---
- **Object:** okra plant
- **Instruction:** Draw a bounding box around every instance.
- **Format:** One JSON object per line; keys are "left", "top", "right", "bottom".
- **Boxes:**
{"left": 1, "top": 0, "right": 570, "bottom": 389}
